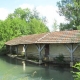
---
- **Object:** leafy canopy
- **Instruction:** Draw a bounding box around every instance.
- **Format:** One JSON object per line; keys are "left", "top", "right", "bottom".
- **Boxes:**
{"left": 57, "top": 0, "right": 80, "bottom": 30}
{"left": 0, "top": 7, "right": 49, "bottom": 54}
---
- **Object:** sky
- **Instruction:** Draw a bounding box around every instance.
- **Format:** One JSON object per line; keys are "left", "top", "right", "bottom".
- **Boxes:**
{"left": 0, "top": 0, "right": 65, "bottom": 31}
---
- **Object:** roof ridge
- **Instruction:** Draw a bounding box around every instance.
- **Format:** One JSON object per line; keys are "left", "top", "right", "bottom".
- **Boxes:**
{"left": 51, "top": 30, "right": 80, "bottom": 33}
{"left": 35, "top": 32, "right": 50, "bottom": 43}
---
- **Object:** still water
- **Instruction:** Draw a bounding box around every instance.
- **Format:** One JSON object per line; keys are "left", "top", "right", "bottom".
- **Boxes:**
{"left": 0, "top": 56, "right": 74, "bottom": 80}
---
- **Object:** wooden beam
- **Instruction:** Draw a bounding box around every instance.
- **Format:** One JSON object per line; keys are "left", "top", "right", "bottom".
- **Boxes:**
{"left": 36, "top": 44, "right": 45, "bottom": 60}
{"left": 72, "top": 44, "right": 78, "bottom": 53}
{"left": 65, "top": 44, "right": 71, "bottom": 53}
{"left": 41, "top": 45, "right": 45, "bottom": 51}
{"left": 10, "top": 46, "right": 12, "bottom": 54}
{"left": 24, "top": 44, "right": 28, "bottom": 60}
{"left": 65, "top": 43, "right": 79, "bottom": 62}
{"left": 16, "top": 45, "right": 18, "bottom": 56}
{"left": 71, "top": 44, "right": 73, "bottom": 62}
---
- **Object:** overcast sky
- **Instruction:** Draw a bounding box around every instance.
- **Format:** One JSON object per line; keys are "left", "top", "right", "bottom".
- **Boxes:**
{"left": 0, "top": 0, "right": 65, "bottom": 31}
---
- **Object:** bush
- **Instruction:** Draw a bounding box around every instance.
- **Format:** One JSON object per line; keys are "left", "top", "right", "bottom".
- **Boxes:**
{"left": 55, "top": 54, "right": 65, "bottom": 63}
{"left": 28, "top": 54, "right": 39, "bottom": 62}
{"left": 73, "top": 63, "right": 80, "bottom": 80}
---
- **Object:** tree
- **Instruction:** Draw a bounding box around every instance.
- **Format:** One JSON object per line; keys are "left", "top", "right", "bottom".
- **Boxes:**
{"left": 31, "top": 8, "right": 40, "bottom": 20}
{"left": 0, "top": 7, "right": 49, "bottom": 54}
{"left": 8, "top": 8, "right": 32, "bottom": 21}
{"left": 8, "top": 7, "right": 41, "bottom": 21}
{"left": 7, "top": 7, "right": 49, "bottom": 35}
{"left": 28, "top": 18, "right": 49, "bottom": 34}
{"left": 57, "top": 0, "right": 80, "bottom": 30}
{"left": 5, "top": 7, "right": 49, "bottom": 39}
{"left": 52, "top": 19, "right": 59, "bottom": 31}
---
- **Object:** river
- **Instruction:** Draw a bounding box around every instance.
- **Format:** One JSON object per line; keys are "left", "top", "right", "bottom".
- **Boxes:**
{"left": 0, "top": 56, "right": 74, "bottom": 80}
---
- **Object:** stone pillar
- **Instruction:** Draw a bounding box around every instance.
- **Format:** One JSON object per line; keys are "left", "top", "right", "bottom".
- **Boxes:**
{"left": 39, "top": 60, "right": 42, "bottom": 64}
{"left": 39, "top": 51, "right": 42, "bottom": 64}
{"left": 23, "top": 45, "right": 25, "bottom": 53}
{"left": 70, "top": 62, "right": 73, "bottom": 67}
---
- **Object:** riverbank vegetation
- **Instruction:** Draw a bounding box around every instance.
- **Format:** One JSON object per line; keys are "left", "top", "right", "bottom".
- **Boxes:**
{"left": 73, "top": 63, "right": 80, "bottom": 80}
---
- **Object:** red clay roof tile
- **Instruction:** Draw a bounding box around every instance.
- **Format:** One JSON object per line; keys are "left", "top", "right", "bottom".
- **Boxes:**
{"left": 5, "top": 30, "right": 80, "bottom": 45}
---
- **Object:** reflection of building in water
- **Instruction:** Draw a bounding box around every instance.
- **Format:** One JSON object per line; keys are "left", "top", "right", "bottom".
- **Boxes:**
{"left": 32, "top": 71, "right": 37, "bottom": 77}
{"left": 22, "top": 61, "right": 25, "bottom": 71}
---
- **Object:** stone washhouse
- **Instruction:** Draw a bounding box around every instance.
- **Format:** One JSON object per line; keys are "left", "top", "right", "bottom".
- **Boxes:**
{"left": 5, "top": 30, "right": 80, "bottom": 66}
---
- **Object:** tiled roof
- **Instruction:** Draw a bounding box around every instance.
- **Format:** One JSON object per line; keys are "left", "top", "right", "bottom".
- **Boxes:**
{"left": 5, "top": 30, "right": 80, "bottom": 45}
{"left": 5, "top": 33, "right": 47, "bottom": 45}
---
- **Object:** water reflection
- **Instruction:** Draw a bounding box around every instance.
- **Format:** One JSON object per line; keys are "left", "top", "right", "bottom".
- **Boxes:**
{"left": 22, "top": 61, "right": 25, "bottom": 71}
{"left": 0, "top": 56, "right": 74, "bottom": 80}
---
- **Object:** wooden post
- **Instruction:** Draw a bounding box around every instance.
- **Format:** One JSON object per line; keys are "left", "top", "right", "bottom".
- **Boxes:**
{"left": 16, "top": 45, "right": 18, "bottom": 56}
{"left": 36, "top": 44, "right": 45, "bottom": 64}
{"left": 65, "top": 43, "right": 79, "bottom": 67}
{"left": 15, "top": 45, "right": 18, "bottom": 64}
{"left": 10, "top": 46, "right": 12, "bottom": 54}
{"left": 71, "top": 44, "right": 73, "bottom": 62}
{"left": 70, "top": 44, "right": 74, "bottom": 67}
{"left": 24, "top": 44, "right": 28, "bottom": 60}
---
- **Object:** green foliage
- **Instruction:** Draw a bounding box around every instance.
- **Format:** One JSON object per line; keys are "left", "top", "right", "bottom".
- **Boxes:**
{"left": 0, "top": 7, "right": 49, "bottom": 54}
{"left": 28, "top": 54, "right": 38, "bottom": 61}
{"left": 73, "top": 63, "right": 80, "bottom": 80}
{"left": 55, "top": 54, "right": 65, "bottom": 63}
{"left": 52, "top": 19, "right": 59, "bottom": 31}
{"left": 57, "top": 0, "right": 80, "bottom": 30}
{"left": 28, "top": 18, "right": 49, "bottom": 34}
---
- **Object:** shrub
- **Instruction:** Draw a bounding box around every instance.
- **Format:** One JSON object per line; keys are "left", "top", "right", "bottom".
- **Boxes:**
{"left": 73, "top": 63, "right": 80, "bottom": 80}
{"left": 28, "top": 54, "right": 39, "bottom": 62}
{"left": 55, "top": 54, "right": 65, "bottom": 63}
